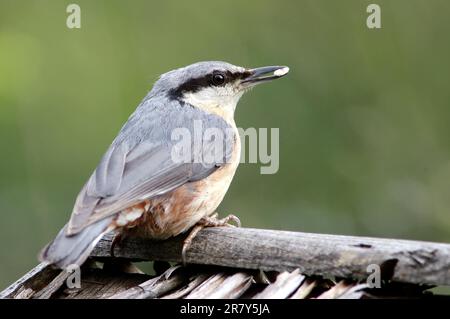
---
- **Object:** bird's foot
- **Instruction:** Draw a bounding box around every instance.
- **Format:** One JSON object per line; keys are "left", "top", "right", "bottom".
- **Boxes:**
{"left": 199, "top": 212, "right": 241, "bottom": 228}
{"left": 181, "top": 213, "right": 241, "bottom": 265}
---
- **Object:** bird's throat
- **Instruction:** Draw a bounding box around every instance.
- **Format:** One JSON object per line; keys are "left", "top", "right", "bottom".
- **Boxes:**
{"left": 181, "top": 93, "right": 239, "bottom": 124}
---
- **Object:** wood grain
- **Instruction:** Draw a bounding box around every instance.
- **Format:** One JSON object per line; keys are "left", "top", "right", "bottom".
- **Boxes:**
{"left": 0, "top": 262, "right": 59, "bottom": 299}
{"left": 91, "top": 227, "right": 450, "bottom": 286}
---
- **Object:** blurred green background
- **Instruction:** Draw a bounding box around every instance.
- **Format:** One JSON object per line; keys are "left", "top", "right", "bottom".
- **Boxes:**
{"left": 1, "top": 0, "right": 450, "bottom": 289}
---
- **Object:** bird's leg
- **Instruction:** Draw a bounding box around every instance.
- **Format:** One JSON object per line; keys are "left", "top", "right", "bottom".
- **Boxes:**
{"left": 110, "top": 232, "right": 123, "bottom": 257}
{"left": 181, "top": 213, "right": 241, "bottom": 265}
{"left": 181, "top": 224, "right": 204, "bottom": 266}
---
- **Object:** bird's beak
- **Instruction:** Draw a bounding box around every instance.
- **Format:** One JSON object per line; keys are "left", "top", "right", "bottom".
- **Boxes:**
{"left": 241, "top": 65, "right": 290, "bottom": 85}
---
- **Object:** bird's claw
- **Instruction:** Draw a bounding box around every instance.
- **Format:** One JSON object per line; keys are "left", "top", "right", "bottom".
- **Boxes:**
{"left": 201, "top": 213, "right": 241, "bottom": 228}
{"left": 220, "top": 214, "right": 241, "bottom": 228}
{"left": 181, "top": 213, "right": 241, "bottom": 265}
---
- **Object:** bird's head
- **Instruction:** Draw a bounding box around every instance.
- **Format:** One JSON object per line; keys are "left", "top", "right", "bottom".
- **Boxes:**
{"left": 152, "top": 61, "right": 289, "bottom": 121}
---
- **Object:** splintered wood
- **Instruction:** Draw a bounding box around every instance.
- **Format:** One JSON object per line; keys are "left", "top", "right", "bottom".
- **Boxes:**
{"left": 2, "top": 226, "right": 450, "bottom": 299}
{"left": 0, "top": 262, "right": 437, "bottom": 299}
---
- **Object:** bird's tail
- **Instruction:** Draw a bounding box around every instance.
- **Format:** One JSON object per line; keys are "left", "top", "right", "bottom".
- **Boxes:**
{"left": 39, "top": 217, "right": 114, "bottom": 269}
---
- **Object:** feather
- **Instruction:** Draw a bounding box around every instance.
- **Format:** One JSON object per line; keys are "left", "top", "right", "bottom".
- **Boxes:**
{"left": 66, "top": 99, "right": 235, "bottom": 235}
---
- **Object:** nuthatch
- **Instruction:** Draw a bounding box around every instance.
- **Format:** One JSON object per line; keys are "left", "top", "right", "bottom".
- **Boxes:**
{"left": 40, "top": 61, "right": 289, "bottom": 268}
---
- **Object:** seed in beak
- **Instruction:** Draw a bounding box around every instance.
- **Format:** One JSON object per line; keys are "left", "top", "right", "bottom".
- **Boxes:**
{"left": 274, "top": 67, "right": 289, "bottom": 77}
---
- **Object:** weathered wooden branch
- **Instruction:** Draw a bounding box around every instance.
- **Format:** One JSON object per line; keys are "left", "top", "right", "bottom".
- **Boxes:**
{"left": 3, "top": 227, "right": 450, "bottom": 299}
{"left": 91, "top": 227, "right": 450, "bottom": 287}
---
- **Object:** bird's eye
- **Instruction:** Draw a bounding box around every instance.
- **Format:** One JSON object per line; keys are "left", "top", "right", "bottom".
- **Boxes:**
{"left": 211, "top": 72, "right": 226, "bottom": 86}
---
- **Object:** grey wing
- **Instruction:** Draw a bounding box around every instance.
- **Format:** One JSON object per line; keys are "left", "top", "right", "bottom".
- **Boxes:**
{"left": 66, "top": 105, "right": 235, "bottom": 235}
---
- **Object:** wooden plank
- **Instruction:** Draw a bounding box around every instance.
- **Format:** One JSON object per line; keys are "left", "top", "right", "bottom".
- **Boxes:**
{"left": 290, "top": 278, "right": 318, "bottom": 299}
{"left": 91, "top": 227, "right": 450, "bottom": 286}
{"left": 56, "top": 269, "right": 151, "bottom": 299}
{"left": 33, "top": 270, "right": 70, "bottom": 299}
{"left": 205, "top": 272, "right": 254, "bottom": 299}
{"left": 109, "top": 265, "right": 187, "bottom": 299}
{"left": 0, "top": 262, "right": 60, "bottom": 299}
{"left": 338, "top": 283, "right": 369, "bottom": 299}
{"left": 161, "top": 274, "right": 211, "bottom": 299}
{"left": 184, "top": 273, "right": 228, "bottom": 299}
{"left": 316, "top": 280, "right": 355, "bottom": 299}
{"left": 253, "top": 269, "right": 304, "bottom": 299}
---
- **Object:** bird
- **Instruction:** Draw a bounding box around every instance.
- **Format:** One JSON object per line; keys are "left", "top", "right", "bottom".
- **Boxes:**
{"left": 39, "top": 61, "right": 289, "bottom": 269}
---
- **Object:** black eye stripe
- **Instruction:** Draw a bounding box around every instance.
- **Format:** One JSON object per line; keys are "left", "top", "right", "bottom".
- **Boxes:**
{"left": 221, "top": 70, "right": 250, "bottom": 84}
{"left": 168, "top": 70, "right": 251, "bottom": 100}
